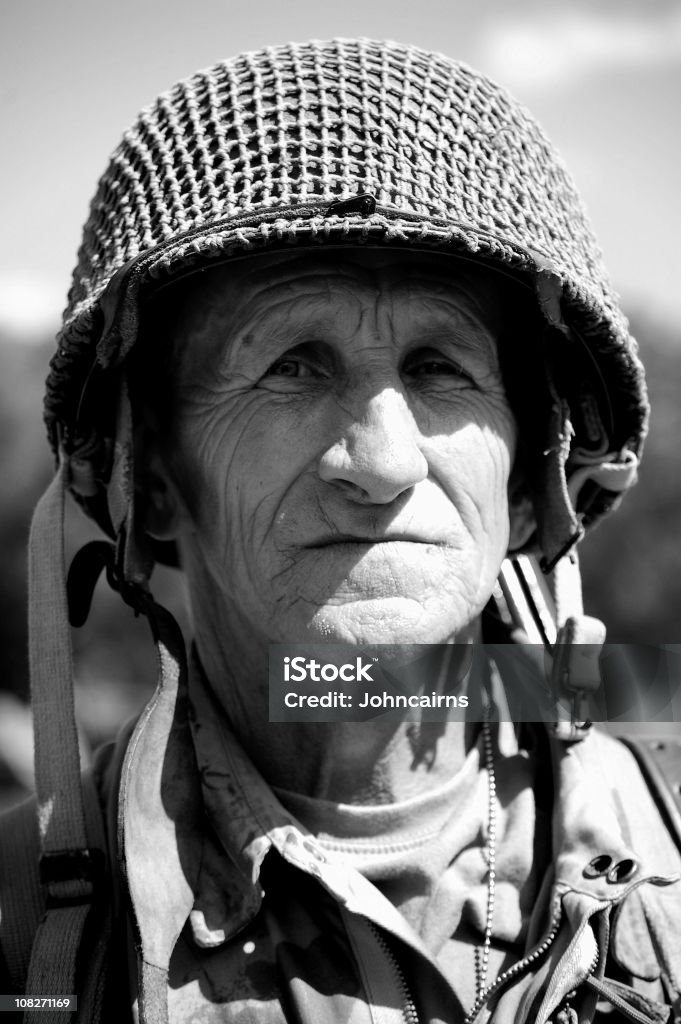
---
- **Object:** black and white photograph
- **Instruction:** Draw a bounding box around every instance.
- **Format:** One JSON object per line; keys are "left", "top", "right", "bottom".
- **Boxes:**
{"left": 1, "top": 2, "right": 680, "bottom": 1022}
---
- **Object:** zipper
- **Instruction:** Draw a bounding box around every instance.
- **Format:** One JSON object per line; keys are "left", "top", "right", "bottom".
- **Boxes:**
{"left": 585, "top": 975, "right": 659, "bottom": 1024}
{"left": 554, "top": 943, "right": 601, "bottom": 1024}
{"left": 367, "top": 920, "right": 420, "bottom": 1024}
{"left": 538, "top": 905, "right": 605, "bottom": 1024}
{"left": 463, "top": 901, "right": 563, "bottom": 1024}
{"left": 586, "top": 944, "right": 600, "bottom": 981}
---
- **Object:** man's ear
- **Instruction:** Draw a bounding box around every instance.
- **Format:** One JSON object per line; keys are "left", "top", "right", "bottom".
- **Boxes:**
{"left": 507, "top": 462, "right": 536, "bottom": 553}
{"left": 136, "top": 445, "right": 187, "bottom": 542}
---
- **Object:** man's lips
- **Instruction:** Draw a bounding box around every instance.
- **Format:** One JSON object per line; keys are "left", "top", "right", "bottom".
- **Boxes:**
{"left": 305, "top": 534, "right": 446, "bottom": 548}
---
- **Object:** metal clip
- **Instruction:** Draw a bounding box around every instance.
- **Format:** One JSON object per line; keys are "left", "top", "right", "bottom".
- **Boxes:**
{"left": 40, "top": 847, "right": 106, "bottom": 908}
{"left": 551, "top": 614, "right": 606, "bottom": 741}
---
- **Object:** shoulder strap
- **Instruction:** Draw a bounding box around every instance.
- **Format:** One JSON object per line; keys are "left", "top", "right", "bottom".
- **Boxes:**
{"left": 617, "top": 732, "right": 681, "bottom": 854}
{"left": 0, "top": 777, "right": 113, "bottom": 1023}
{"left": 26, "top": 463, "right": 111, "bottom": 1024}
{"left": 0, "top": 798, "right": 43, "bottom": 992}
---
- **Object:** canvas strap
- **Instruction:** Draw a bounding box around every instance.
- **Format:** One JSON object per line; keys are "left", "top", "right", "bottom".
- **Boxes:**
{"left": 497, "top": 553, "right": 606, "bottom": 742}
{"left": 25, "top": 458, "right": 104, "bottom": 1023}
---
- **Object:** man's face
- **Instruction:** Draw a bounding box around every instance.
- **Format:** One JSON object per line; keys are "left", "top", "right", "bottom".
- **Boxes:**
{"left": 149, "top": 250, "right": 526, "bottom": 647}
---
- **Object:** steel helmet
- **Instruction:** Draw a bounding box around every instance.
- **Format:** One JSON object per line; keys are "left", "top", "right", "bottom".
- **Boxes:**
{"left": 44, "top": 38, "right": 647, "bottom": 574}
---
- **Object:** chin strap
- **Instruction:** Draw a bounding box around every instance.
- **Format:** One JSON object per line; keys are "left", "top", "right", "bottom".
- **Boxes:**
{"left": 107, "top": 377, "right": 154, "bottom": 586}
{"left": 497, "top": 553, "right": 606, "bottom": 742}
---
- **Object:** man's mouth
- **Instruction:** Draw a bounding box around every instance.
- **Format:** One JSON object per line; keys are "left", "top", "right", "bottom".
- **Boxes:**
{"left": 307, "top": 534, "right": 443, "bottom": 548}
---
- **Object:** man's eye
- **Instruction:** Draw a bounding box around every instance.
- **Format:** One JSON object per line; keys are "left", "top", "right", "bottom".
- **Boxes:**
{"left": 258, "top": 342, "right": 334, "bottom": 385}
{"left": 265, "top": 358, "right": 309, "bottom": 378}
{"left": 403, "top": 349, "right": 473, "bottom": 382}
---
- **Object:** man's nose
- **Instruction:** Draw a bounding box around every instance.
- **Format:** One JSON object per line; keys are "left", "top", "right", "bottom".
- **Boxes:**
{"left": 318, "top": 386, "right": 428, "bottom": 504}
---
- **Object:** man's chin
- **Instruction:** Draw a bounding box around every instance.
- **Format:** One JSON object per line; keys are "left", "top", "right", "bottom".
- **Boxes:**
{"left": 300, "top": 596, "right": 468, "bottom": 647}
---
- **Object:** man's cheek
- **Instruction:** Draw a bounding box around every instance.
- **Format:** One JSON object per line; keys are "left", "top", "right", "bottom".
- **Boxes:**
{"left": 171, "top": 410, "right": 250, "bottom": 519}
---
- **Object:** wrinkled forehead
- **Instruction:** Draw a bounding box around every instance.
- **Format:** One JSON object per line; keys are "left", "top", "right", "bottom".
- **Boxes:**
{"left": 154, "top": 249, "right": 509, "bottom": 355}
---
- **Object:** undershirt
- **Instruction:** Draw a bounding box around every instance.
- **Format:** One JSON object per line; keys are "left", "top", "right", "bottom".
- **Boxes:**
{"left": 272, "top": 720, "right": 552, "bottom": 1013}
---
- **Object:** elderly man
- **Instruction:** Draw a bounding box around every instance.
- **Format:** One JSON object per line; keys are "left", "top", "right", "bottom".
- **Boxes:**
{"left": 2, "top": 38, "right": 681, "bottom": 1024}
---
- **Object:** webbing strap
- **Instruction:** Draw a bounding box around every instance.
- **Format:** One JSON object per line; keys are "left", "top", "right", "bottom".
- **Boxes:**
{"left": 548, "top": 553, "right": 584, "bottom": 625}
{"left": 24, "top": 907, "right": 89, "bottom": 1024}
{"left": 497, "top": 553, "right": 607, "bottom": 742}
{"left": 28, "top": 460, "right": 88, "bottom": 861}
{"left": 26, "top": 461, "right": 94, "bottom": 1022}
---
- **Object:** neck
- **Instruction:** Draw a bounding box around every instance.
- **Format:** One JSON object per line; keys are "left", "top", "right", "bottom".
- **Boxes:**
{"left": 191, "top": 610, "right": 483, "bottom": 805}
{"left": 264, "top": 719, "right": 478, "bottom": 804}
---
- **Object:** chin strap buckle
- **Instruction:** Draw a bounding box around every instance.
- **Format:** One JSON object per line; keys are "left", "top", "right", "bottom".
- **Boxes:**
{"left": 551, "top": 614, "right": 606, "bottom": 741}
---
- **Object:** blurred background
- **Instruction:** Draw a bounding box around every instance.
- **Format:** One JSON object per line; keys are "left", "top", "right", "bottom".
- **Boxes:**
{"left": 1, "top": 0, "right": 680, "bottom": 807}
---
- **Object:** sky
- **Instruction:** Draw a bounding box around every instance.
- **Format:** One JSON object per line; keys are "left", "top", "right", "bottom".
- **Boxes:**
{"left": 1, "top": 0, "right": 680, "bottom": 339}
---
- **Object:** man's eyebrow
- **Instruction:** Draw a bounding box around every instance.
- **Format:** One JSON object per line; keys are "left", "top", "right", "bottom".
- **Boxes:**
{"left": 220, "top": 290, "right": 348, "bottom": 361}
{"left": 193, "top": 264, "right": 502, "bottom": 361}
{"left": 400, "top": 324, "right": 501, "bottom": 375}
{"left": 396, "top": 291, "right": 501, "bottom": 349}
